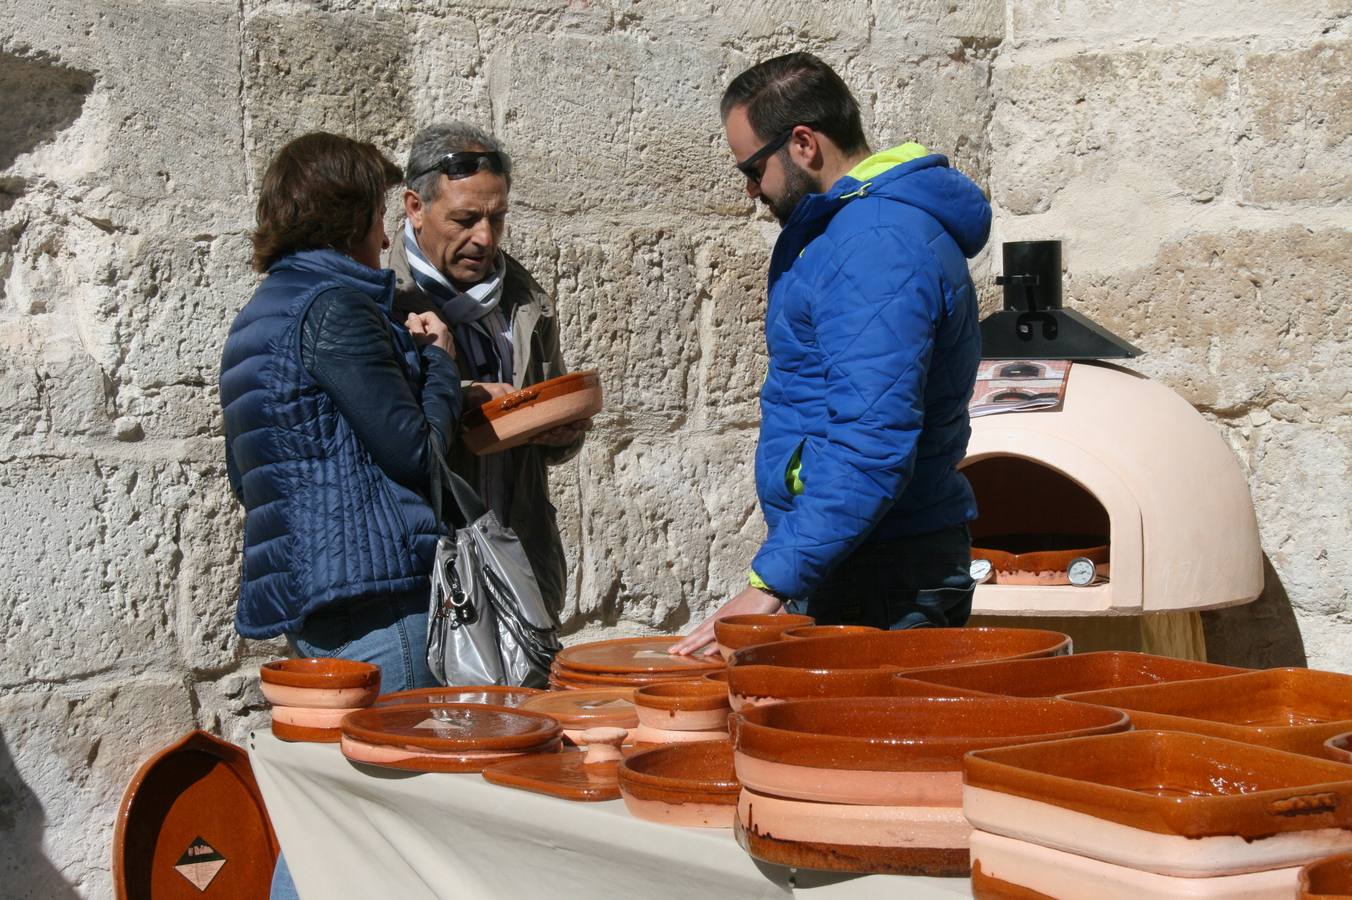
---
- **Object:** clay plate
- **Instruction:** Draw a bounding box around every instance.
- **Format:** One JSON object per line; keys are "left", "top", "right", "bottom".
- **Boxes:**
{"left": 618, "top": 740, "right": 740, "bottom": 828}
{"left": 375, "top": 686, "right": 543, "bottom": 708}
{"left": 556, "top": 636, "right": 724, "bottom": 675}
{"left": 900, "top": 651, "right": 1246, "bottom": 699}
{"left": 1326, "top": 732, "right": 1352, "bottom": 765}
{"left": 634, "top": 681, "right": 731, "bottom": 731}
{"left": 1067, "top": 668, "right": 1352, "bottom": 756}
{"left": 342, "top": 703, "right": 561, "bottom": 752}
{"left": 520, "top": 688, "right": 639, "bottom": 734}
{"left": 1301, "top": 853, "right": 1352, "bottom": 899}
{"left": 782, "top": 625, "right": 880, "bottom": 641}
{"left": 462, "top": 370, "right": 603, "bottom": 455}
{"left": 713, "top": 613, "right": 815, "bottom": 658}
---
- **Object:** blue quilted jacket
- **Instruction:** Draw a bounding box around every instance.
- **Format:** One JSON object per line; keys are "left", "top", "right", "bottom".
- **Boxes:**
{"left": 750, "top": 147, "right": 991, "bottom": 600}
{"left": 220, "top": 250, "right": 443, "bottom": 639}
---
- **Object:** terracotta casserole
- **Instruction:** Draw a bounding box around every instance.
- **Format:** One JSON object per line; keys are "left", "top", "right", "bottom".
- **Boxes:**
{"left": 260, "top": 658, "right": 380, "bottom": 743}
{"left": 618, "top": 740, "right": 740, "bottom": 828}
{"left": 462, "top": 370, "right": 602, "bottom": 455}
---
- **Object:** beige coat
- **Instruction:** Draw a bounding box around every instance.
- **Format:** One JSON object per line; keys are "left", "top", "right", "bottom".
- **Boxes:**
{"left": 389, "top": 235, "right": 582, "bottom": 617}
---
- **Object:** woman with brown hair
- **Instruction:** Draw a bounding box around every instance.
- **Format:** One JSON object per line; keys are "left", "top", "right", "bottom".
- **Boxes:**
{"left": 220, "top": 131, "right": 458, "bottom": 691}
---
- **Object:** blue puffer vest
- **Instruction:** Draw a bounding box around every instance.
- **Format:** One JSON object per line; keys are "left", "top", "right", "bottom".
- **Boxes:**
{"left": 219, "top": 249, "right": 441, "bottom": 639}
{"left": 749, "top": 151, "right": 991, "bottom": 600}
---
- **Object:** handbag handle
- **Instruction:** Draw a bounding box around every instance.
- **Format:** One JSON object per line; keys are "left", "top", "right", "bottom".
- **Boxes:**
{"left": 429, "top": 431, "right": 489, "bottom": 527}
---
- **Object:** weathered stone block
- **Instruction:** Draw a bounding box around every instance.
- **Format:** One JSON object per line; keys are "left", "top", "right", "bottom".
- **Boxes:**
{"left": 694, "top": 230, "right": 770, "bottom": 426}
{"left": 1010, "top": 0, "right": 1352, "bottom": 45}
{"left": 870, "top": 54, "right": 995, "bottom": 181}
{"left": 1237, "top": 41, "right": 1352, "bottom": 206}
{"left": 174, "top": 470, "right": 247, "bottom": 675}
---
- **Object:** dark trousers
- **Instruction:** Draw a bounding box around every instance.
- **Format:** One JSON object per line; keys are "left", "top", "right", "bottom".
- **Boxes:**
{"left": 786, "top": 525, "right": 975, "bottom": 629}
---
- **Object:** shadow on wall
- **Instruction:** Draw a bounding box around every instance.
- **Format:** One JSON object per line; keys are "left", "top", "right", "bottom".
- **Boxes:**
{"left": 1202, "top": 554, "right": 1308, "bottom": 669}
{"left": 0, "top": 728, "right": 82, "bottom": 900}
{"left": 0, "top": 50, "right": 95, "bottom": 171}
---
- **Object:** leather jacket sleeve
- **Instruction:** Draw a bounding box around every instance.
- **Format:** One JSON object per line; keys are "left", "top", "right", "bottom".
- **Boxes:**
{"left": 301, "top": 287, "right": 460, "bottom": 492}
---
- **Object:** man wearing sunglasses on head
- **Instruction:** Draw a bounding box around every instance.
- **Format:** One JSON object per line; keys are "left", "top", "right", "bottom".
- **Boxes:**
{"left": 671, "top": 53, "right": 992, "bottom": 655}
{"left": 390, "top": 121, "right": 588, "bottom": 620}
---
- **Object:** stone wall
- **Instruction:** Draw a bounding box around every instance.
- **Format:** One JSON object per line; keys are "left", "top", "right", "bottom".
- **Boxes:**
{"left": 0, "top": 1, "right": 1345, "bottom": 896}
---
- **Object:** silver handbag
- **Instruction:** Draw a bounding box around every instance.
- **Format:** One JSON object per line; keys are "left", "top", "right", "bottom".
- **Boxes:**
{"left": 425, "top": 443, "right": 560, "bottom": 687}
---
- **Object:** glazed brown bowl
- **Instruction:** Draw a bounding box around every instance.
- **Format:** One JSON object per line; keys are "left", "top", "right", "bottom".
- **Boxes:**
{"left": 713, "top": 614, "right": 815, "bottom": 660}
{"left": 1327, "top": 732, "right": 1352, "bottom": 765}
{"left": 618, "top": 740, "right": 740, "bottom": 827}
{"left": 260, "top": 658, "right": 381, "bottom": 709}
{"left": 781, "top": 625, "right": 879, "bottom": 641}
{"left": 634, "top": 681, "right": 731, "bottom": 732}
{"left": 375, "top": 686, "right": 543, "bottom": 708}
{"left": 726, "top": 628, "right": 1071, "bottom": 707}
{"left": 900, "top": 651, "right": 1246, "bottom": 699}
{"left": 1301, "top": 853, "right": 1352, "bottom": 899}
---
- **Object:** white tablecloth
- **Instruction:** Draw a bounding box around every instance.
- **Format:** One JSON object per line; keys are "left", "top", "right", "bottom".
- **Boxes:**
{"left": 248, "top": 730, "right": 973, "bottom": 899}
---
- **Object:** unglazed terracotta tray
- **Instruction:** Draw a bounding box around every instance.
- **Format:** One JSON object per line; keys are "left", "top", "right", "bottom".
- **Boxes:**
{"left": 462, "top": 370, "right": 602, "bottom": 455}
{"left": 726, "top": 627, "right": 1070, "bottom": 708}
{"left": 556, "top": 636, "right": 725, "bottom": 675}
{"left": 713, "top": 613, "right": 814, "bottom": 660}
{"left": 1067, "top": 668, "right": 1352, "bottom": 756}
{"left": 1301, "top": 852, "right": 1352, "bottom": 899}
{"left": 375, "top": 685, "right": 543, "bottom": 708}
{"left": 340, "top": 703, "right": 562, "bottom": 773}
{"left": 618, "top": 740, "right": 739, "bottom": 828}
{"left": 963, "top": 729, "right": 1352, "bottom": 878}
{"left": 900, "top": 651, "right": 1246, "bottom": 699}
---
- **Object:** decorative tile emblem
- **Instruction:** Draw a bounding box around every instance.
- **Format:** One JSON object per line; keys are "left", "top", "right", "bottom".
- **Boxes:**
{"left": 174, "top": 836, "right": 225, "bottom": 891}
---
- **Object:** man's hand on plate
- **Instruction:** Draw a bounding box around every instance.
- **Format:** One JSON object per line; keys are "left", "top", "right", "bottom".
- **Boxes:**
{"left": 667, "top": 586, "right": 784, "bottom": 657}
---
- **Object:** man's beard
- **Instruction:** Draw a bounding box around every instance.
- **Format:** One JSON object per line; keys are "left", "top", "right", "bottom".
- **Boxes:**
{"left": 764, "top": 154, "right": 816, "bottom": 225}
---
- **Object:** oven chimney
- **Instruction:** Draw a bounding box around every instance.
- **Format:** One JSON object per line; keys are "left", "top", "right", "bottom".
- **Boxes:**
{"left": 980, "top": 240, "right": 1142, "bottom": 360}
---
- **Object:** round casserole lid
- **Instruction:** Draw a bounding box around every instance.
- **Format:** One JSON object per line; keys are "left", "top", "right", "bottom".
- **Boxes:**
{"left": 520, "top": 688, "right": 639, "bottom": 728}
{"left": 340, "top": 703, "right": 561, "bottom": 752}
{"left": 557, "top": 637, "right": 725, "bottom": 675}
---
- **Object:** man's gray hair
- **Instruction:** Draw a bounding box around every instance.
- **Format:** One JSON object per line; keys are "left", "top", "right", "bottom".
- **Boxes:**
{"left": 406, "top": 122, "right": 512, "bottom": 200}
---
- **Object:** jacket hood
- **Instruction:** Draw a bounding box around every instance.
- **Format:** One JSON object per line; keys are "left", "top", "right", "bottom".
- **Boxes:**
{"left": 841, "top": 151, "right": 991, "bottom": 258}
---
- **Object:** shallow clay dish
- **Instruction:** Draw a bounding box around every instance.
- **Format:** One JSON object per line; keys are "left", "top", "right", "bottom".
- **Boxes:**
{"left": 1067, "top": 668, "right": 1352, "bottom": 756}
{"left": 964, "top": 729, "right": 1352, "bottom": 878}
{"left": 713, "top": 613, "right": 814, "bottom": 660}
{"left": 1326, "top": 732, "right": 1352, "bottom": 765}
{"left": 726, "top": 628, "right": 1070, "bottom": 707}
{"left": 340, "top": 703, "right": 562, "bottom": 773}
{"left": 259, "top": 658, "right": 380, "bottom": 709}
{"left": 550, "top": 659, "right": 706, "bottom": 687}
{"left": 634, "top": 681, "right": 731, "bottom": 732}
{"left": 782, "top": 625, "right": 879, "bottom": 641}
{"left": 1301, "top": 853, "right": 1352, "bottom": 899}
{"left": 556, "top": 636, "right": 724, "bottom": 676}
{"left": 618, "top": 740, "right": 739, "bottom": 828}
{"left": 462, "top": 370, "right": 602, "bottom": 455}
{"left": 901, "top": 651, "right": 1246, "bottom": 699}
{"left": 375, "top": 686, "right": 543, "bottom": 708}
{"left": 520, "top": 688, "right": 638, "bottom": 743}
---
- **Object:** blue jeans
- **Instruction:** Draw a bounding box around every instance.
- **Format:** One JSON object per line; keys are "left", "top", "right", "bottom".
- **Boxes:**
{"left": 271, "top": 590, "right": 437, "bottom": 899}
{"left": 787, "top": 526, "right": 975, "bottom": 629}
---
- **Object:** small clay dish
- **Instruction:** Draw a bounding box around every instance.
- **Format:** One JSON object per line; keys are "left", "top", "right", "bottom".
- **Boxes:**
{"left": 781, "top": 625, "right": 879, "bottom": 641}
{"left": 618, "top": 740, "right": 740, "bottom": 828}
{"left": 462, "top": 370, "right": 602, "bottom": 455}
{"left": 1301, "top": 853, "right": 1352, "bottom": 899}
{"left": 634, "top": 681, "right": 731, "bottom": 732}
{"left": 375, "top": 686, "right": 543, "bottom": 708}
{"left": 713, "top": 614, "right": 815, "bottom": 660}
{"left": 901, "top": 651, "right": 1246, "bottom": 699}
{"left": 1067, "top": 668, "right": 1352, "bottom": 756}
{"left": 259, "top": 658, "right": 380, "bottom": 709}
{"left": 556, "top": 636, "right": 725, "bottom": 676}
{"left": 1326, "top": 732, "right": 1352, "bottom": 765}
{"left": 339, "top": 703, "right": 562, "bottom": 772}
{"left": 520, "top": 688, "right": 638, "bottom": 743}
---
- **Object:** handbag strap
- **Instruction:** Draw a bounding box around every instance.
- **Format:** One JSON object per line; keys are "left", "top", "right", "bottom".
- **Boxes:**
{"left": 428, "top": 431, "right": 490, "bottom": 528}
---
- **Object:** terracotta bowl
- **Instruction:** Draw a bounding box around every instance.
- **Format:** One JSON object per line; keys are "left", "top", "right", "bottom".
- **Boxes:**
{"left": 1301, "top": 853, "right": 1352, "bottom": 899}
{"left": 1066, "top": 668, "right": 1352, "bottom": 756}
{"left": 259, "top": 658, "right": 380, "bottom": 709}
{"left": 462, "top": 370, "right": 602, "bottom": 456}
{"left": 1327, "top": 732, "right": 1352, "bottom": 765}
{"left": 900, "top": 651, "right": 1247, "bottom": 699}
{"left": 726, "top": 628, "right": 1071, "bottom": 707}
{"left": 375, "top": 686, "right": 543, "bottom": 708}
{"left": 618, "top": 740, "right": 740, "bottom": 828}
{"left": 634, "top": 681, "right": 731, "bottom": 732}
{"left": 712, "top": 614, "right": 815, "bottom": 660}
{"left": 732, "top": 696, "right": 1128, "bottom": 806}
{"left": 781, "top": 625, "right": 879, "bottom": 641}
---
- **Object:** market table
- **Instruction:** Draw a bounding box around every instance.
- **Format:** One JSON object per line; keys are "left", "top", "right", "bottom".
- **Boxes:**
{"left": 248, "top": 730, "right": 974, "bottom": 899}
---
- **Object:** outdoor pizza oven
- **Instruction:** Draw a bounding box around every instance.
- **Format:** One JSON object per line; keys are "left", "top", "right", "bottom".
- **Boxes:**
{"left": 964, "top": 242, "right": 1263, "bottom": 619}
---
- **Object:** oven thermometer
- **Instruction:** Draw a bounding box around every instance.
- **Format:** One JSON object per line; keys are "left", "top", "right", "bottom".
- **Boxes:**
{"left": 1067, "top": 557, "right": 1097, "bottom": 587}
{"left": 970, "top": 558, "right": 994, "bottom": 584}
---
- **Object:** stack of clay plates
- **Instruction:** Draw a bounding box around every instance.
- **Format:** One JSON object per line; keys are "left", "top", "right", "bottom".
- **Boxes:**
{"left": 732, "top": 695, "right": 1128, "bottom": 876}
{"left": 462, "top": 370, "right": 602, "bottom": 455}
{"left": 631, "top": 681, "right": 732, "bottom": 745}
{"left": 260, "top": 658, "right": 380, "bottom": 743}
{"left": 964, "top": 730, "right": 1352, "bottom": 899}
{"left": 550, "top": 636, "right": 724, "bottom": 690}
{"left": 726, "top": 627, "right": 1070, "bottom": 710}
{"left": 895, "top": 650, "right": 1246, "bottom": 699}
{"left": 339, "top": 703, "right": 561, "bottom": 773}
{"left": 1067, "top": 668, "right": 1352, "bottom": 756}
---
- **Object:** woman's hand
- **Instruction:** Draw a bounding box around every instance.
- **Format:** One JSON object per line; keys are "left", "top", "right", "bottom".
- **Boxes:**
{"left": 667, "top": 587, "right": 784, "bottom": 656}
{"left": 405, "top": 312, "right": 454, "bottom": 358}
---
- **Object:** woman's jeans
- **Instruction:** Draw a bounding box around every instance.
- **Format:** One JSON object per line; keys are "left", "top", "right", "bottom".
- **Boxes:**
{"left": 786, "top": 525, "right": 975, "bottom": 629}
{"left": 271, "top": 590, "right": 436, "bottom": 899}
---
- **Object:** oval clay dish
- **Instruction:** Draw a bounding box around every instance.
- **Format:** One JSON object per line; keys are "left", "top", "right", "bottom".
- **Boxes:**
{"left": 1301, "top": 853, "right": 1352, "bottom": 899}
{"left": 899, "top": 651, "right": 1246, "bottom": 699}
{"left": 340, "top": 703, "right": 562, "bottom": 773}
{"left": 375, "top": 686, "right": 544, "bottom": 708}
{"left": 556, "top": 636, "right": 725, "bottom": 676}
{"left": 618, "top": 740, "right": 740, "bottom": 828}
{"left": 462, "top": 370, "right": 602, "bottom": 456}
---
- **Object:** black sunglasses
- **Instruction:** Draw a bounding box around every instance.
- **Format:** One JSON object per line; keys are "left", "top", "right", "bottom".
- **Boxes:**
{"left": 408, "top": 150, "right": 510, "bottom": 183}
{"left": 735, "top": 125, "right": 810, "bottom": 184}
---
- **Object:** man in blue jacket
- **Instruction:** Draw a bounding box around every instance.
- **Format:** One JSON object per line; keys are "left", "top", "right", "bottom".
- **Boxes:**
{"left": 673, "top": 53, "right": 990, "bottom": 654}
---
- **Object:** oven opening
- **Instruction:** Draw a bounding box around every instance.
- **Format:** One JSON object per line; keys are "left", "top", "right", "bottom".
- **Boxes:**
{"left": 963, "top": 456, "right": 1111, "bottom": 586}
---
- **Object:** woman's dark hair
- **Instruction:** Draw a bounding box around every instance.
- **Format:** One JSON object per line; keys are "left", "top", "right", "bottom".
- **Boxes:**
{"left": 251, "top": 132, "right": 402, "bottom": 273}
{"left": 720, "top": 52, "right": 869, "bottom": 156}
